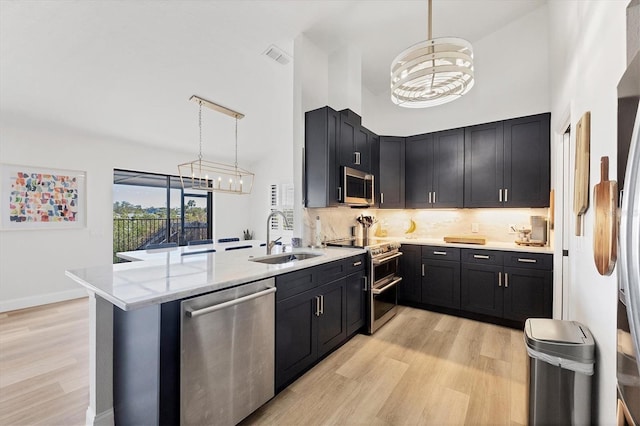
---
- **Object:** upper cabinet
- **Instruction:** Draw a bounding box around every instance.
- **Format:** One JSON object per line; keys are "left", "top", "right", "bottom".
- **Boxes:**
{"left": 378, "top": 137, "right": 405, "bottom": 209}
{"left": 305, "top": 107, "right": 378, "bottom": 208}
{"left": 464, "top": 113, "right": 550, "bottom": 208}
{"left": 406, "top": 128, "right": 464, "bottom": 208}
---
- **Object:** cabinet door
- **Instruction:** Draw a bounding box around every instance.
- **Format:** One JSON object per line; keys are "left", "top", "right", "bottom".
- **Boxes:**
{"left": 379, "top": 136, "right": 405, "bottom": 209}
{"left": 422, "top": 259, "right": 461, "bottom": 309}
{"left": 305, "top": 107, "right": 340, "bottom": 208}
{"left": 275, "top": 289, "right": 318, "bottom": 390}
{"left": 345, "top": 272, "right": 366, "bottom": 336}
{"left": 398, "top": 245, "right": 422, "bottom": 303}
{"left": 405, "top": 134, "right": 433, "bottom": 208}
{"left": 464, "top": 121, "right": 504, "bottom": 207}
{"left": 369, "top": 132, "right": 380, "bottom": 207}
{"left": 339, "top": 117, "right": 358, "bottom": 170}
{"left": 461, "top": 263, "right": 503, "bottom": 317}
{"left": 432, "top": 128, "right": 464, "bottom": 208}
{"left": 503, "top": 267, "right": 552, "bottom": 322}
{"left": 317, "top": 278, "right": 347, "bottom": 358}
{"left": 503, "top": 113, "right": 551, "bottom": 207}
{"left": 355, "top": 127, "right": 371, "bottom": 172}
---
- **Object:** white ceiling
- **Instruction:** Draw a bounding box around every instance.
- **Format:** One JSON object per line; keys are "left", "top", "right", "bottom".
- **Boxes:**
{"left": 0, "top": 0, "right": 546, "bottom": 163}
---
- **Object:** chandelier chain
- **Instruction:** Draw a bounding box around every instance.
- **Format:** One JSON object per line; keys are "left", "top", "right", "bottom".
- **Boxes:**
{"left": 198, "top": 101, "right": 203, "bottom": 161}
{"left": 235, "top": 117, "right": 238, "bottom": 169}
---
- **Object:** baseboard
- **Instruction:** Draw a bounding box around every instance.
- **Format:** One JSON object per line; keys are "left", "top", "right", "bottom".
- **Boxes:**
{"left": 0, "top": 288, "right": 88, "bottom": 313}
{"left": 86, "top": 406, "right": 115, "bottom": 426}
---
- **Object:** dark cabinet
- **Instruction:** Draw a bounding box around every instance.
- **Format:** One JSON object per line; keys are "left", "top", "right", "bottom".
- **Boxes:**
{"left": 339, "top": 110, "right": 373, "bottom": 173}
{"left": 464, "top": 113, "right": 550, "bottom": 208}
{"left": 406, "top": 129, "right": 464, "bottom": 208}
{"left": 378, "top": 136, "right": 405, "bottom": 209}
{"left": 398, "top": 244, "right": 421, "bottom": 303}
{"left": 275, "top": 255, "right": 365, "bottom": 391}
{"left": 305, "top": 106, "right": 341, "bottom": 208}
{"left": 421, "top": 246, "right": 461, "bottom": 309}
{"left": 460, "top": 249, "right": 552, "bottom": 321}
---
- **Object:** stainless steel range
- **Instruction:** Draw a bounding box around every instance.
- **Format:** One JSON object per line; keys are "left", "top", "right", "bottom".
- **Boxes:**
{"left": 327, "top": 238, "right": 403, "bottom": 333}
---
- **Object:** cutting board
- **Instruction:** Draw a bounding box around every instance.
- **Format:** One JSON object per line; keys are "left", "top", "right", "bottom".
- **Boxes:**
{"left": 574, "top": 112, "right": 590, "bottom": 236}
{"left": 444, "top": 235, "right": 487, "bottom": 245}
{"left": 593, "top": 156, "right": 618, "bottom": 276}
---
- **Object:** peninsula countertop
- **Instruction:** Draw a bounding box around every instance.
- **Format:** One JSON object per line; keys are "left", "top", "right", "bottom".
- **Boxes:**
{"left": 66, "top": 245, "right": 366, "bottom": 311}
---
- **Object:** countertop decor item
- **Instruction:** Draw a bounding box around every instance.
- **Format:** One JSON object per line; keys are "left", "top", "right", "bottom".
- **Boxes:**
{"left": 573, "top": 111, "right": 591, "bottom": 235}
{"left": 390, "top": 0, "right": 474, "bottom": 108}
{"left": 178, "top": 95, "right": 254, "bottom": 194}
{"left": 593, "top": 156, "right": 618, "bottom": 276}
{"left": 443, "top": 235, "right": 487, "bottom": 245}
{"left": 0, "top": 163, "right": 86, "bottom": 230}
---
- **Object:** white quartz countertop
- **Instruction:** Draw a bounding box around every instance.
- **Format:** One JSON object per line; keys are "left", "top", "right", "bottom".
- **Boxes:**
{"left": 395, "top": 237, "right": 553, "bottom": 254}
{"left": 66, "top": 245, "right": 366, "bottom": 311}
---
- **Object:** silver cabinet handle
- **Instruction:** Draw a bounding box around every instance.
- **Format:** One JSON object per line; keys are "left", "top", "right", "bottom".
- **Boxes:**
{"left": 381, "top": 193, "right": 384, "bottom": 204}
{"left": 315, "top": 296, "right": 321, "bottom": 316}
{"left": 504, "top": 188, "right": 508, "bottom": 203}
{"left": 498, "top": 272, "right": 502, "bottom": 287}
{"left": 422, "top": 264, "right": 425, "bottom": 277}
{"left": 499, "top": 189, "right": 503, "bottom": 202}
{"left": 433, "top": 192, "right": 436, "bottom": 203}
{"left": 473, "top": 254, "right": 490, "bottom": 259}
{"left": 505, "top": 273, "right": 509, "bottom": 288}
{"left": 353, "top": 261, "right": 362, "bottom": 267}
{"left": 433, "top": 251, "right": 447, "bottom": 256}
{"left": 428, "top": 192, "right": 432, "bottom": 203}
{"left": 338, "top": 187, "right": 342, "bottom": 201}
{"left": 363, "top": 276, "right": 368, "bottom": 291}
{"left": 321, "top": 294, "right": 324, "bottom": 314}
{"left": 354, "top": 151, "right": 361, "bottom": 165}
{"left": 186, "top": 287, "right": 276, "bottom": 318}
{"left": 517, "top": 258, "right": 537, "bottom": 263}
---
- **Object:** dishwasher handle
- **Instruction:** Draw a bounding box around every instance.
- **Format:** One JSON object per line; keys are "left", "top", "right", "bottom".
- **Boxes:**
{"left": 185, "top": 287, "right": 276, "bottom": 318}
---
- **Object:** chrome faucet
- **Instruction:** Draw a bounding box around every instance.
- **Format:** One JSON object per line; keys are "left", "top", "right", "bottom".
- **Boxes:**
{"left": 266, "top": 210, "right": 291, "bottom": 255}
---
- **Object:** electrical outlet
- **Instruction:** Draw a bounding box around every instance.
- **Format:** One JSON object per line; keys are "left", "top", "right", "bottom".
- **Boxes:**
{"left": 508, "top": 224, "right": 517, "bottom": 234}
{"left": 471, "top": 223, "right": 479, "bottom": 233}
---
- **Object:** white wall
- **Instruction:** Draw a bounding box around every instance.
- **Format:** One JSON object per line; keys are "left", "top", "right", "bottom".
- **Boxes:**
{"left": 548, "top": 1, "right": 629, "bottom": 423}
{"left": 363, "top": 4, "right": 550, "bottom": 135}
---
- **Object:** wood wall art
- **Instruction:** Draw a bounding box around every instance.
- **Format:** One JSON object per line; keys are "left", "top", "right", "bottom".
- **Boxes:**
{"left": 593, "top": 156, "right": 618, "bottom": 275}
{"left": 574, "top": 111, "right": 591, "bottom": 236}
{"left": 0, "top": 164, "right": 86, "bottom": 230}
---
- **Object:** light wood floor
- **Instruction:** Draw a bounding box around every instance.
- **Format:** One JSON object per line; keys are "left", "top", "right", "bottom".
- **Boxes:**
{"left": 0, "top": 298, "right": 89, "bottom": 425}
{"left": 243, "top": 306, "right": 528, "bottom": 426}
{"left": 0, "top": 299, "right": 528, "bottom": 426}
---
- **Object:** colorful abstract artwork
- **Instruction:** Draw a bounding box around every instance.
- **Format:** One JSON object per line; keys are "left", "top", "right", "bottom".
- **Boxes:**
{"left": 1, "top": 164, "right": 86, "bottom": 230}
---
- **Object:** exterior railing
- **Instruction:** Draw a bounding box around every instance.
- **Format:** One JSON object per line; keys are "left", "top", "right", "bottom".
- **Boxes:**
{"left": 113, "top": 218, "right": 208, "bottom": 263}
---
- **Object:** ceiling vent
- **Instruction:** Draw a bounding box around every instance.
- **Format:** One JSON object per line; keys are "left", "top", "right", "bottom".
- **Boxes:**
{"left": 263, "top": 45, "right": 291, "bottom": 65}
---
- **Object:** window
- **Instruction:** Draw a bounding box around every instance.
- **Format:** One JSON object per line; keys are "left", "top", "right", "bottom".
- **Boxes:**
{"left": 112, "top": 169, "right": 212, "bottom": 262}
{"left": 269, "top": 183, "right": 294, "bottom": 238}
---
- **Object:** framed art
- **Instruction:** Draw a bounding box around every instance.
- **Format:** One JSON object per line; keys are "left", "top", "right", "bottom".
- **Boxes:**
{"left": 0, "top": 164, "right": 86, "bottom": 230}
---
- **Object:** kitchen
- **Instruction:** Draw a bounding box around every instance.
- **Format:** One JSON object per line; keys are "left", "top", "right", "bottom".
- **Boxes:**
{"left": 0, "top": 1, "right": 637, "bottom": 425}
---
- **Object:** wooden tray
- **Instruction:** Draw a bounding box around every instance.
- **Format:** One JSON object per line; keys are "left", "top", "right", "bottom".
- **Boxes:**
{"left": 444, "top": 235, "right": 487, "bottom": 245}
{"left": 515, "top": 240, "right": 547, "bottom": 247}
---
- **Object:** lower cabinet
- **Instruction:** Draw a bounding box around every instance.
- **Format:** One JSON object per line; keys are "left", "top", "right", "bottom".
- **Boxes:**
{"left": 399, "top": 244, "right": 552, "bottom": 326}
{"left": 275, "top": 255, "right": 365, "bottom": 391}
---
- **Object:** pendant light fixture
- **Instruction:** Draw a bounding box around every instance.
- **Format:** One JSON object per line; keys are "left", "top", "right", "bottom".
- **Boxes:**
{"left": 178, "top": 95, "right": 254, "bottom": 194}
{"left": 390, "top": 0, "right": 474, "bottom": 108}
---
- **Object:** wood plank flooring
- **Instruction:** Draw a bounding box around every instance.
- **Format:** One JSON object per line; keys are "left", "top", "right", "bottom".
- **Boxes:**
{"left": 243, "top": 306, "right": 528, "bottom": 426}
{"left": 0, "top": 299, "right": 528, "bottom": 425}
{"left": 0, "top": 298, "right": 89, "bottom": 425}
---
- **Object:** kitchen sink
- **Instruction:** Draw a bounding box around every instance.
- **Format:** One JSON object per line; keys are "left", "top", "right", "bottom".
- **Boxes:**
{"left": 249, "top": 252, "right": 323, "bottom": 264}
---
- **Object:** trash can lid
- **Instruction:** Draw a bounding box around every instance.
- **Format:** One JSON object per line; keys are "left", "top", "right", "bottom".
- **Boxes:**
{"left": 525, "top": 318, "right": 595, "bottom": 363}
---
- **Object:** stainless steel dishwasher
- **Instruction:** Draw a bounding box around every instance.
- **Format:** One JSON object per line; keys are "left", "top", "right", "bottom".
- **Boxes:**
{"left": 181, "top": 278, "right": 275, "bottom": 425}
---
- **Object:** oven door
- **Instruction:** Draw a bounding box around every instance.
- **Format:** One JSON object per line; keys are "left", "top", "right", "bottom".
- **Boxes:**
{"left": 369, "top": 251, "right": 402, "bottom": 334}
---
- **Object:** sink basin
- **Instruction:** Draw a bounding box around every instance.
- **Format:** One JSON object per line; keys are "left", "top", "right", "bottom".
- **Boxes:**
{"left": 250, "top": 252, "right": 323, "bottom": 264}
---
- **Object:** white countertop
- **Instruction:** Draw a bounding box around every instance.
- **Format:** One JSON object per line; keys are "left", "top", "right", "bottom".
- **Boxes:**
{"left": 116, "top": 239, "right": 267, "bottom": 262}
{"left": 66, "top": 245, "right": 366, "bottom": 311}
{"left": 395, "top": 237, "right": 553, "bottom": 254}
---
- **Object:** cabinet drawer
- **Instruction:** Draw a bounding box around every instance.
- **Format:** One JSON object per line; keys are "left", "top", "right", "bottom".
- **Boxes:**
{"left": 461, "top": 249, "right": 503, "bottom": 265}
{"left": 421, "top": 246, "right": 460, "bottom": 261}
{"left": 343, "top": 254, "right": 366, "bottom": 275}
{"left": 503, "top": 252, "right": 552, "bottom": 270}
{"left": 276, "top": 268, "right": 317, "bottom": 301}
{"left": 317, "top": 259, "right": 348, "bottom": 285}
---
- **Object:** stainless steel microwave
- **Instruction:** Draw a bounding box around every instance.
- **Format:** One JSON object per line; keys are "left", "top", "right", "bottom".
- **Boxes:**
{"left": 341, "top": 166, "right": 374, "bottom": 206}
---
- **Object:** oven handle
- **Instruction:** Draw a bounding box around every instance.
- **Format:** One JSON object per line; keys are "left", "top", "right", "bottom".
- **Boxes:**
{"left": 372, "top": 252, "right": 403, "bottom": 265}
{"left": 372, "top": 277, "right": 403, "bottom": 295}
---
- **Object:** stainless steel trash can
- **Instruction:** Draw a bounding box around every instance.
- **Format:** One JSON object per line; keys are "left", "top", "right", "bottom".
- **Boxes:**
{"left": 524, "top": 318, "right": 595, "bottom": 426}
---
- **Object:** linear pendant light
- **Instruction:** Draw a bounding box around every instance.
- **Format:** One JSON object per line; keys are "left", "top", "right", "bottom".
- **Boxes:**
{"left": 178, "top": 95, "right": 254, "bottom": 195}
{"left": 390, "top": 0, "right": 474, "bottom": 108}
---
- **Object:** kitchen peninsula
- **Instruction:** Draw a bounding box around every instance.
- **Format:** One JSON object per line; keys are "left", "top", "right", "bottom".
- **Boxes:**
{"left": 65, "top": 245, "right": 366, "bottom": 425}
